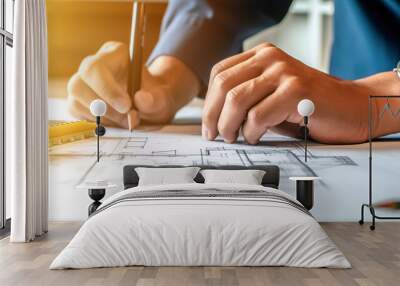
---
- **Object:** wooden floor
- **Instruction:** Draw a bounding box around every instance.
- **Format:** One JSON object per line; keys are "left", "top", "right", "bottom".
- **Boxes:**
{"left": 0, "top": 222, "right": 399, "bottom": 286}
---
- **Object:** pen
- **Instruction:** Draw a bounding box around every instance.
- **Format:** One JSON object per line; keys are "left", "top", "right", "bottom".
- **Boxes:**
{"left": 374, "top": 200, "right": 400, "bottom": 209}
{"left": 128, "top": 0, "right": 145, "bottom": 131}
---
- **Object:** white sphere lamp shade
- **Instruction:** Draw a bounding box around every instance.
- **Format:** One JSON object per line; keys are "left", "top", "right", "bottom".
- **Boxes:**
{"left": 297, "top": 99, "right": 315, "bottom": 117}
{"left": 90, "top": 99, "right": 107, "bottom": 117}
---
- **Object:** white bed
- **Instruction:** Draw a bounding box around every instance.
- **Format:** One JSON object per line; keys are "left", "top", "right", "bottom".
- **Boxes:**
{"left": 50, "top": 183, "right": 350, "bottom": 269}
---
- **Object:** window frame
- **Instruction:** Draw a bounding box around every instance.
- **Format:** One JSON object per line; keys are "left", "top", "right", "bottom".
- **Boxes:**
{"left": 0, "top": 0, "right": 13, "bottom": 235}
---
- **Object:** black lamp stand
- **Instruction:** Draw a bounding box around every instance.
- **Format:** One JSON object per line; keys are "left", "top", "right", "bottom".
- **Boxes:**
{"left": 300, "top": 118, "right": 310, "bottom": 162}
{"left": 95, "top": 116, "right": 106, "bottom": 162}
{"left": 304, "top": 116, "right": 309, "bottom": 162}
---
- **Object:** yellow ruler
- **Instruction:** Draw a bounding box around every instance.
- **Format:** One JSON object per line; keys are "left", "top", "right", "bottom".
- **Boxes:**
{"left": 49, "top": 120, "right": 96, "bottom": 147}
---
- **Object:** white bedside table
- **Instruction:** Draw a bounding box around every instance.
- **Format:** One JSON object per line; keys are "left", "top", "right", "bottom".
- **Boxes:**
{"left": 77, "top": 180, "right": 116, "bottom": 216}
{"left": 289, "top": 177, "right": 320, "bottom": 210}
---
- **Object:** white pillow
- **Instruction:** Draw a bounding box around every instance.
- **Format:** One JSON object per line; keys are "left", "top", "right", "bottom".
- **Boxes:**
{"left": 200, "top": 169, "right": 266, "bottom": 185}
{"left": 135, "top": 167, "right": 200, "bottom": 186}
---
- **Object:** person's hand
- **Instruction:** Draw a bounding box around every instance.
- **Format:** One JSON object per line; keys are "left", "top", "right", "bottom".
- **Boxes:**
{"left": 202, "top": 43, "right": 374, "bottom": 144}
{"left": 68, "top": 42, "right": 131, "bottom": 128}
{"left": 68, "top": 41, "right": 200, "bottom": 128}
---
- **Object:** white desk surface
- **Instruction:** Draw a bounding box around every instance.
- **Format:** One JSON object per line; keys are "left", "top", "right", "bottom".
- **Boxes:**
{"left": 48, "top": 97, "right": 400, "bottom": 222}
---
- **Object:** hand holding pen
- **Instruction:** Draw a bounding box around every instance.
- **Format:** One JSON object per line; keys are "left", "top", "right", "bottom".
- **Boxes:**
{"left": 66, "top": 40, "right": 200, "bottom": 130}
{"left": 67, "top": 2, "right": 200, "bottom": 130}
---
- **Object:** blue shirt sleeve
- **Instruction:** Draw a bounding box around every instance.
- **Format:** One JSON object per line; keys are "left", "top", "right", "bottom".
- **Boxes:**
{"left": 330, "top": 0, "right": 400, "bottom": 80}
{"left": 147, "top": 0, "right": 292, "bottom": 87}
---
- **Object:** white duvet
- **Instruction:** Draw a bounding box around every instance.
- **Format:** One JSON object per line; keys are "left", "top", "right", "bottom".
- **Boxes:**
{"left": 50, "top": 183, "right": 350, "bottom": 269}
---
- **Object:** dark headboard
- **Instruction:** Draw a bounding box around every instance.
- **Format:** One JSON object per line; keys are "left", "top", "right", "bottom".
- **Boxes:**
{"left": 123, "top": 165, "right": 280, "bottom": 189}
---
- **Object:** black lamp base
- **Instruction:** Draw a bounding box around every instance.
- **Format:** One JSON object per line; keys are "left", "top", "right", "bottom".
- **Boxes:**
{"left": 88, "top": 188, "right": 105, "bottom": 216}
{"left": 296, "top": 180, "right": 314, "bottom": 210}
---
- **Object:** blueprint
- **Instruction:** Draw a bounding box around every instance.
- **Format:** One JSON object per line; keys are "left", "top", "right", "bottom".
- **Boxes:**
{"left": 49, "top": 127, "right": 356, "bottom": 188}
{"left": 47, "top": 103, "right": 400, "bottom": 222}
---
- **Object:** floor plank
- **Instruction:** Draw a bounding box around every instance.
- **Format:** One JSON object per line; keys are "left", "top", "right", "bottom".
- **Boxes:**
{"left": 0, "top": 222, "right": 399, "bottom": 286}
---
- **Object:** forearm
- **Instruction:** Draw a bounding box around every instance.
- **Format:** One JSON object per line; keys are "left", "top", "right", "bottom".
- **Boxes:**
{"left": 356, "top": 71, "right": 400, "bottom": 137}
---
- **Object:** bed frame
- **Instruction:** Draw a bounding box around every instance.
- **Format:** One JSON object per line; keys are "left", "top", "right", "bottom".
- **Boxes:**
{"left": 123, "top": 165, "right": 280, "bottom": 189}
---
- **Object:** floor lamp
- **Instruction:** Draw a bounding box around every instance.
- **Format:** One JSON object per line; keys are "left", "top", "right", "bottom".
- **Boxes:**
{"left": 359, "top": 95, "right": 400, "bottom": 230}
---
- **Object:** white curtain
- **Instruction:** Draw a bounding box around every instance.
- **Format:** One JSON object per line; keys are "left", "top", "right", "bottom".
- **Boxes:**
{"left": 9, "top": 0, "right": 49, "bottom": 242}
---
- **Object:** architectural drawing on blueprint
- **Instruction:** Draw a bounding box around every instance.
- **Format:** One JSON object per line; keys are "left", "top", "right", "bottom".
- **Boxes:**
{"left": 47, "top": 103, "right": 400, "bottom": 221}
{"left": 49, "top": 129, "right": 356, "bottom": 186}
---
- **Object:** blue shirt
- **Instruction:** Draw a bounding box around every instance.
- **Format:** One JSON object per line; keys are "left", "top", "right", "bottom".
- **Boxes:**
{"left": 331, "top": 0, "right": 400, "bottom": 80}
{"left": 148, "top": 0, "right": 400, "bottom": 85}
